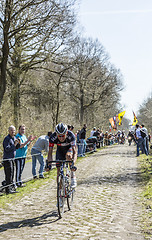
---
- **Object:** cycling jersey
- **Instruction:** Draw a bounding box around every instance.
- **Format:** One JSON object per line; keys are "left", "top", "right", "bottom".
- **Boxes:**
{"left": 49, "top": 130, "right": 76, "bottom": 163}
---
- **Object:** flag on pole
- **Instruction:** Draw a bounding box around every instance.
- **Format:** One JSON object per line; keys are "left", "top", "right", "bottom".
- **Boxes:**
{"left": 109, "top": 117, "right": 117, "bottom": 131}
{"left": 132, "top": 111, "right": 138, "bottom": 126}
{"left": 118, "top": 111, "right": 126, "bottom": 125}
{"left": 109, "top": 117, "right": 115, "bottom": 129}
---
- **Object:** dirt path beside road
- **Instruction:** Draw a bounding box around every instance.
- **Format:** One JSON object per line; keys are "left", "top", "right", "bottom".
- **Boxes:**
{"left": 0, "top": 144, "right": 145, "bottom": 240}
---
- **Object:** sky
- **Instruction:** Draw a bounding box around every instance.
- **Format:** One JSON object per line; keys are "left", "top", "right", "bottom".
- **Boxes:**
{"left": 78, "top": 0, "right": 152, "bottom": 121}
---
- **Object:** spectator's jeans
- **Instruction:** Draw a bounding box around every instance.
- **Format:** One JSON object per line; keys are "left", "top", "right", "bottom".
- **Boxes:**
{"left": 101, "top": 138, "right": 104, "bottom": 147}
{"left": 142, "top": 138, "right": 148, "bottom": 156}
{"left": 93, "top": 143, "right": 96, "bottom": 151}
{"left": 146, "top": 137, "right": 149, "bottom": 154}
{"left": 83, "top": 140, "right": 87, "bottom": 155}
{"left": 15, "top": 158, "right": 25, "bottom": 186}
{"left": 77, "top": 142, "right": 81, "bottom": 156}
{"left": 79, "top": 139, "right": 85, "bottom": 156}
{"left": 137, "top": 138, "right": 144, "bottom": 156}
{"left": 3, "top": 159, "right": 14, "bottom": 193}
{"left": 31, "top": 148, "right": 44, "bottom": 177}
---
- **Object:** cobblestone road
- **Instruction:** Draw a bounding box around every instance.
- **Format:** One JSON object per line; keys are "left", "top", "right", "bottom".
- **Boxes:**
{"left": 0, "top": 144, "right": 145, "bottom": 240}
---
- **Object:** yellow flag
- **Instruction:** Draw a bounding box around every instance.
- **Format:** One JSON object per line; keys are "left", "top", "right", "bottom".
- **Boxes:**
{"left": 132, "top": 111, "right": 138, "bottom": 126}
{"left": 118, "top": 111, "right": 126, "bottom": 125}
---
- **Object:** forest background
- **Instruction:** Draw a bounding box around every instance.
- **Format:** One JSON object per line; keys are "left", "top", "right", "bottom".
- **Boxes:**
{"left": 0, "top": 0, "right": 151, "bottom": 156}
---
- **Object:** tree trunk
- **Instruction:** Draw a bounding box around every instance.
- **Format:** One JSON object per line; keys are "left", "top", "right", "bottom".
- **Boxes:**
{"left": 0, "top": 52, "right": 7, "bottom": 126}
{"left": 11, "top": 74, "right": 20, "bottom": 128}
{"left": 80, "top": 88, "right": 84, "bottom": 125}
{"left": 13, "top": 82, "right": 20, "bottom": 128}
{"left": 0, "top": 0, "right": 13, "bottom": 126}
{"left": 56, "top": 86, "right": 60, "bottom": 125}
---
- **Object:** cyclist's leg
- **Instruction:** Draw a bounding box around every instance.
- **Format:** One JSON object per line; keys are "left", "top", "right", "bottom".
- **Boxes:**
{"left": 66, "top": 148, "right": 77, "bottom": 188}
{"left": 66, "top": 148, "right": 73, "bottom": 163}
{"left": 56, "top": 150, "right": 66, "bottom": 182}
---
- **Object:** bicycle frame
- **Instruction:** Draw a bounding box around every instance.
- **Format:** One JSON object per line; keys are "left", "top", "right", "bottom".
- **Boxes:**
{"left": 50, "top": 160, "right": 75, "bottom": 218}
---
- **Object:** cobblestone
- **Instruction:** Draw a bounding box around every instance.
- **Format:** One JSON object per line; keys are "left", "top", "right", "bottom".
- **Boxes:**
{"left": 0, "top": 144, "right": 145, "bottom": 239}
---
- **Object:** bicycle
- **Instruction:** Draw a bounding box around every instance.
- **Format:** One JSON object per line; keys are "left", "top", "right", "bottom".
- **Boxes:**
{"left": 48, "top": 160, "right": 75, "bottom": 218}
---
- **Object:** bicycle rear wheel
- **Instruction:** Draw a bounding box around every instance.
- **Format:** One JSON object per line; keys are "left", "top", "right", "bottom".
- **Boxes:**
{"left": 57, "top": 175, "right": 65, "bottom": 218}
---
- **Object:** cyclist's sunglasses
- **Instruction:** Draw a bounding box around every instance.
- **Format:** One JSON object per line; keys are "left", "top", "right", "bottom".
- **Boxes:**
{"left": 57, "top": 134, "right": 66, "bottom": 138}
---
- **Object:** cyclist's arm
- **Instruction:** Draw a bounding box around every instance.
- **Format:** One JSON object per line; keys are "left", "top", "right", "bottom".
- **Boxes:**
{"left": 47, "top": 146, "right": 53, "bottom": 162}
{"left": 72, "top": 145, "right": 77, "bottom": 164}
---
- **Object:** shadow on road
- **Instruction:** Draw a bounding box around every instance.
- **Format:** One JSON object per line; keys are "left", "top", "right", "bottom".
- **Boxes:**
{"left": 0, "top": 210, "right": 60, "bottom": 233}
{"left": 78, "top": 169, "right": 149, "bottom": 187}
{"left": 89, "top": 150, "right": 135, "bottom": 159}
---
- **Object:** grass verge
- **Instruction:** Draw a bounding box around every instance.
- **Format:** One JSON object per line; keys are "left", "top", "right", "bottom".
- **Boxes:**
{"left": 138, "top": 149, "right": 152, "bottom": 239}
{"left": 0, "top": 168, "right": 56, "bottom": 211}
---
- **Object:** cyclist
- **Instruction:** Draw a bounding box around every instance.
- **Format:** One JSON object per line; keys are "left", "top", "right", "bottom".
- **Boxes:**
{"left": 47, "top": 123, "right": 77, "bottom": 188}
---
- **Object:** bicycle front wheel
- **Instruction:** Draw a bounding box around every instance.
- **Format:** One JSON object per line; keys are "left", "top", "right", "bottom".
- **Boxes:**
{"left": 67, "top": 184, "right": 75, "bottom": 210}
{"left": 57, "top": 175, "right": 65, "bottom": 218}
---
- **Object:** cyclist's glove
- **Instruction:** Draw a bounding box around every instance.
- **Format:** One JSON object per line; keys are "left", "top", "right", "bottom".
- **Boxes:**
{"left": 45, "top": 160, "right": 52, "bottom": 170}
{"left": 70, "top": 162, "right": 77, "bottom": 171}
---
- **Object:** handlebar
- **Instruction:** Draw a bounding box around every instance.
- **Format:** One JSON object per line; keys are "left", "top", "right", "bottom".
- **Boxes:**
{"left": 47, "top": 160, "right": 73, "bottom": 163}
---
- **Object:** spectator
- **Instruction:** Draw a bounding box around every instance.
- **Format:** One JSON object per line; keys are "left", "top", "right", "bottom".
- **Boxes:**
{"left": 117, "top": 130, "right": 121, "bottom": 144}
{"left": 148, "top": 133, "right": 151, "bottom": 143}
{"left": 68, "top": 125, "right": 71, "bottom": 130}
{"left": 135, "top": 124, "right": 148, "bottom": 157}
{"left": 120, "top": 130, "right": 125, "bottom": 144}
{"left": 141, "top": 124, "right": 149, "bottom": 155}
{"left": 93, "top": 128, "right": 100, "bottom": 138}
{"left": 100, "top": 130, "right": 104, "bottom": 147}
{"left": 79, "top": 124, "right": 87, "bottom": 157}
{"left": 70, "top": 125, "right": 74, "bottom": 132}
{"left": 31, "top": 132, "right": 52, "bottom": 179}
{"left": 104, "top": 131, "right": 109, "bottom": 146}
{"left": 86, "top": 136, "right": 97, "bottom": 152}
{"left": 127, "top": 130, "right": 134, "bottom": 146}
{"left": 3, "top": 125, "right": 20, "bottom": 194}
{"left": 68, "top": 125, "right": 74, "bottom": 132}
{"left": 93, "top": 128, "right": 101, "bottom": 146}
{"left": 90, "top": 127, "right": 96, "bottom": 137}
{"left": 108, "top": 133, "right": 113, "bottom": 145}
{"left": 15, "top": 125, "right": 34, "bottom": 187}
{"left": 76, "top": 129, "right": 81, "bottom": 157}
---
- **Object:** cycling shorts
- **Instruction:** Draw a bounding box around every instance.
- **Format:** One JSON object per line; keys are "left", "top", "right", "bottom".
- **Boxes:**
{"left": 56, "top": 147, "right": 72, "bottom": 167}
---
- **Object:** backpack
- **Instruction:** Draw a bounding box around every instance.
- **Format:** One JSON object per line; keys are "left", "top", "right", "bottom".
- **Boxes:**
{"left": 140, "top": 129, "right": 146, "bottom": 138}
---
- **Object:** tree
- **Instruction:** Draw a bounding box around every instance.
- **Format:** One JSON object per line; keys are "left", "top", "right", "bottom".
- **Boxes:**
{"left": 138, "top": 94, "right": 152, "bottom": 131}
{"left": 0, "top": 0, "right": 76, "bottom": 126}
{"left": 65, "top": 37, "right": 124, "bottom": 125}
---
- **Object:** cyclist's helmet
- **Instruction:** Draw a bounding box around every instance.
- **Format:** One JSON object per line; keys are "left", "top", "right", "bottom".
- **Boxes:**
{"left": 55, "top": 123, "right": 68, "bottom": 135}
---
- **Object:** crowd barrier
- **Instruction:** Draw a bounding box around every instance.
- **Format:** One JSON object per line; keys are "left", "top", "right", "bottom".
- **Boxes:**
{"left": 0, "top": 140, "right": 104, "bottom": 193}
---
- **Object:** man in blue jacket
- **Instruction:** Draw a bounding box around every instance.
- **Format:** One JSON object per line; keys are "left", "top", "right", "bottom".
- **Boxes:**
{"left": 3, "top": 125, "right": 20, "bottom": 194}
